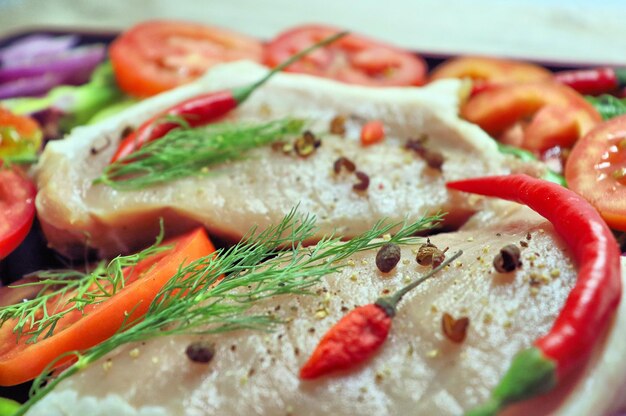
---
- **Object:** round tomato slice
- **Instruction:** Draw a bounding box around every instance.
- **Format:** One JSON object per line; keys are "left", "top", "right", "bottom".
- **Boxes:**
{"left": 110, "top": 20, "right": 264, "bottom": 97}
{"left": 566, "top": 114, "right": 626, "bottom": 230}
{"left": 429, "top": 56, "right": 552, "bottom": 93}
{"left": 461, "top": 81, "right": 601, "bottom": 152}
{"left": 0, "top": 168, "right": 36, "bottom": 259}
{"left": 0, "top": 227, "right": 216, "bottom": 386}
{"left": 264, "top": 25, "right": 427, "bottom": 87}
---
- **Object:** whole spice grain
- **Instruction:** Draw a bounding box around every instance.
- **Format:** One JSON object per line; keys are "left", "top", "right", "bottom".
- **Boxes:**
{"left": 353, "top": 171, "right": 370, "bottom": 191}
{"left": 294, "top": 130, "right": 321, "bottom": 157}
{"left": 329, "top": 115, "right": 347, "bottom": 135}
{"left": 375, "top": 243, "right": 401, "bottom": 273}
{"left": 333, "top": 156, "right": 356, "bottom": 174}
{"left": 415, "top": 239, "right": 447, "bottom": 268}
{"left": 186, "top": 342, "right": 216, "bottom": 364}
{"left": 493, "top": 244, "right": 522, "bottom": 273}
{"left": 405, "top": 136, "right": 444, "bottom": 170}
{"left": 441, "top": 312, "right": 470, "bottom": 343}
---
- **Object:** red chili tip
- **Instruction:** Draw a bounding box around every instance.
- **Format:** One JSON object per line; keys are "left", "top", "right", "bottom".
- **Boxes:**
{"left": 445, "top": 176, "right": 493, "bottom": 192}
{"left": 299, "top": 304, "right": 392, "bottom": 379}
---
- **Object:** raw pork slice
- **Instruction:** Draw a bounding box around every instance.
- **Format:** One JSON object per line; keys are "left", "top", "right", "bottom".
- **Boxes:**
{"left": 36, "top": 61, "right": 523, "bottom": 258}
{"left": 25, "top": 203, "right": 626, "bottom": 415}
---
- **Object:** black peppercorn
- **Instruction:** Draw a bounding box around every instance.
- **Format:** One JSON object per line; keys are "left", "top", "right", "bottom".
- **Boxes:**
{"left": 186, "top": 341, "right": 215, "bottom": 364}
{"left": 493, "top": 244, "right": 522, "bottom": 273}
{"left": 376, "top": 243, "right": 401, "bottom": 273}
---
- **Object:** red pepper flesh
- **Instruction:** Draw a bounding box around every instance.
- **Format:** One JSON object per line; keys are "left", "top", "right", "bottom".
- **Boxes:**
{"left": 299, "top": 304, "right": 391, "bottom": 379}
{"left": 447, "top": 174, "right": 621, "bottom": 414}
{"left": 554, "top": 67, "right": 626, "bottom": 96}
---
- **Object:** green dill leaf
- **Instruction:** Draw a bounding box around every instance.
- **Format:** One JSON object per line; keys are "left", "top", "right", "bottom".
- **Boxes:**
{"left": 586, "top": 94, "right": 626, "bottom": 120}
{"left": 17, "top": 210, "right": 444, "bottom": 415}
{"left": 96, "top": 118, "right": 306, "bottom": 190}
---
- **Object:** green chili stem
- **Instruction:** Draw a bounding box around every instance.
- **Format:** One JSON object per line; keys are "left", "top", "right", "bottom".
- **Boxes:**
{"left": 376, "top": 250, "right": 462, "bottom": 316}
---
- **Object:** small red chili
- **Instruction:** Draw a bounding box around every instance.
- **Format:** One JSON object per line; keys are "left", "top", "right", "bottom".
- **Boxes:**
{"left": 470, "top": 68, "right": 626, "bottom": 98}
{"left": 299, "top": 250, "right": 462, "bottom": 379}
{"left": 109, "top": 32, "right": 348, "bottom": 163}
{"left": 554, "top": 67, "right": 626, "bottom": 96}
{"left": 447, "top": 174, "right": 621, "bottom": 415}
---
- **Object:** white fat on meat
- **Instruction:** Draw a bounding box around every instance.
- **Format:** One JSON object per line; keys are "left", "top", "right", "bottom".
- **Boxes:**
{"left": 25, "top": 203, "right": 626, "bottom": 416}
{"left": 35, "top": 61, "right": 517, "bottom": 258}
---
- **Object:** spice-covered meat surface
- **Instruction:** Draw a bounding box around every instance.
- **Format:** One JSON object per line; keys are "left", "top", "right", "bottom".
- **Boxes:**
{"left": 35, "top": 61, "right": 527, "bottom": 258}
{"left": 26, "top": 202, "right": 626, "bottom": 416}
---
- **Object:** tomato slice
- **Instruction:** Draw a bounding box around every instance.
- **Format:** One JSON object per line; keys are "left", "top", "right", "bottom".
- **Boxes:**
{"left": 264, "top": 25, "right": 427, "bottom": 87}
{"left": 110, "top": 20, "right": 264, "bottom": 97}
{"left": 566, "top": 114, "right": 626, "bottom": 230}
{"left": 461, "top": 81, "right": 601, "bottom": 151}
{"left": 0, "top": 168, "right": 36, "bottom": 259}
{"left": 429, "top": 56, "right": 552, "bottom": 93}
{"left": 0, "top": 107, "right": 41, "bottom": 160}
{"left": 0, "top": 227, "right": 216, "bottom": 386}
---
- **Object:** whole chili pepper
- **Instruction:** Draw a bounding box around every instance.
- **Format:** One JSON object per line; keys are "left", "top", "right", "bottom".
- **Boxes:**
{"left": 109, "top": 31, "right": 348, "bottom": 163}
{"left": 299, "top": 250, "right": 462, "bottom": 379}
{"left": 554, "top": 67, "right": 626, "bottom": 96}
{"left": 446, "top": 174, "right": 621, "bottom": 416}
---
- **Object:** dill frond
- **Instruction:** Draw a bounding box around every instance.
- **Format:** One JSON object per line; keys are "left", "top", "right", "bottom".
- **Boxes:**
{"left": 96, "top": 118, "right": 305, "bottom": 190}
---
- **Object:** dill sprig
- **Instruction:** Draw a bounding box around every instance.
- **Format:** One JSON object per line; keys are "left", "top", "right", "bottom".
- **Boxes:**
{"left": 0, "top": 229, "right": 169, "bottom": 344}
{"left": 16, "top": 210, "right": 443, "bottom": 415}
{"left": 95, "top": 118, "right": 305, "bottom": 190}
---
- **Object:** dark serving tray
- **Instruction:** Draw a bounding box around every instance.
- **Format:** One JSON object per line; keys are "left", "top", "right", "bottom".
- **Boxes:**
{"left": 0, "top": 27, "right": 605, "bottom": 405}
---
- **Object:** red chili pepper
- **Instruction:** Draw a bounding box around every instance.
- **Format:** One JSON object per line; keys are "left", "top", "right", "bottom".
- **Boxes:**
{"left": 109, "top": 31, "right": 348, "bottom": 163}
{"left": 447, "top": 174, "right": 621, "bottom": 416}
{"left": 554, "top": 67, "right": 626, "bottom": 96}
{"left": 299, "top": 250, "right": 462, "bottom": 379}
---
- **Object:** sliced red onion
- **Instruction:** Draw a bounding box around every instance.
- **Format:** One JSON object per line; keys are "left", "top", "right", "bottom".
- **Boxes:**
{"left": 0, "top": 73, "right": 64, "bottom": 99}
{"left": 0, "top": 35, "right": 78, "bottom": 65}
{"left": 0, "top": 45, "right": 106, "bottom": 85}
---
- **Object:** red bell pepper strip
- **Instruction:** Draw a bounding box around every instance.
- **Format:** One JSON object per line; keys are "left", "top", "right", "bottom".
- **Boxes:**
{"left": 300, "top": 250, "right": 462, "bottom": 379}
{"left": 554, "top": 67, "right": 626, "bottom": 96}
{"left": 110, "top": 31, "right": 347, "bottom": 163}
{"left": 446, "top": 174, "right": 621, "bottom": 415}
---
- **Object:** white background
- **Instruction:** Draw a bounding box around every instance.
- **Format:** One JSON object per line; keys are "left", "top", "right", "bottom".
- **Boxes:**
{"left": 0, "top": 0, "right": 625, "bottom": 65}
